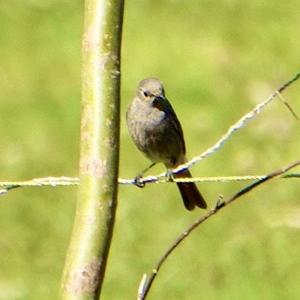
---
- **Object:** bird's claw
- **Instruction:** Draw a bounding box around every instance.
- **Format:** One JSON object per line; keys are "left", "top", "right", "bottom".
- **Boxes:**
{"left": 134, "top": 175, "right": 145, "bottom": 188}
{"left": 165, "top": 170, "right": 174, "bottom": 182}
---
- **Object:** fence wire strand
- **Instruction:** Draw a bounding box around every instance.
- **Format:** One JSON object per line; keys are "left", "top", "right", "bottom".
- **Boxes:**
{"left": 0, "top": 72, "right": 299, "bottom": 196}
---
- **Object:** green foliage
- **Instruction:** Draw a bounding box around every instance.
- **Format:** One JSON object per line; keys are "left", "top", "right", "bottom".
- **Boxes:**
{"left": 0, "top": 1, "right": 299, "bottom": 299}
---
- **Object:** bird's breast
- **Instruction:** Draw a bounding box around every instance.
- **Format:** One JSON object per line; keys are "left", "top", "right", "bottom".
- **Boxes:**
{"left": 127, "top": 98, "right": 183, "bottom": 165}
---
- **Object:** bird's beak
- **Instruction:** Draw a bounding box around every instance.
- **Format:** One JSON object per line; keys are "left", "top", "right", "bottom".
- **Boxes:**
{"left": 152, "top": 94, "right": 165, "bottom": 109}
{"left": 154, "top": 94, "right": 165, "bottom": 101}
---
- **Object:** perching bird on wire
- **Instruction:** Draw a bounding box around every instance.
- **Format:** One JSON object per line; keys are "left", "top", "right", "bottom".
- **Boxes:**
{"left": 126, "top": 77, "right": 207, "bottom": 210}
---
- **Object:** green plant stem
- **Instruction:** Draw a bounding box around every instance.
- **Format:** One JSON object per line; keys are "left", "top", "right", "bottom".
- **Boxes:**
{"left": 61, "top": 0, "right": 124, "bottom": 299}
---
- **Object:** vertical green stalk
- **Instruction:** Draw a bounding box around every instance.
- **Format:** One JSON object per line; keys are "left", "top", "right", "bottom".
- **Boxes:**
{"left": 61, "top": 0, "right": 124, "bottom": 299}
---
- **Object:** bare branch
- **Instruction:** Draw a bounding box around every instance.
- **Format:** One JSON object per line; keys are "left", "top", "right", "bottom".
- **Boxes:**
{"left": 138, "top": 160, "right": 300, "bottom": 299}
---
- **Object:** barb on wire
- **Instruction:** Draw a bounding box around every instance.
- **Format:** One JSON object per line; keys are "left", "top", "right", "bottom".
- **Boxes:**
{"left": 137, "top": 159, "right": 300, "bottom": 300}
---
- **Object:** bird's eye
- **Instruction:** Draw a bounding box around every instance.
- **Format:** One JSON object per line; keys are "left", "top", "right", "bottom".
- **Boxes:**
{"left": 143, "top": 91, "right": 150, "bottom": 97}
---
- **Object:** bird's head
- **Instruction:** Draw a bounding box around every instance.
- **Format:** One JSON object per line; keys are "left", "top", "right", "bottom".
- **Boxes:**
{"left": 136, "top": 77, "right": 166, "bottom": 103}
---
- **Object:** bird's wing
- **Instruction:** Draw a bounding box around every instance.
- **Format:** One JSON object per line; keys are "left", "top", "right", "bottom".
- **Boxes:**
{"left": 153, "top": 97, "right": 186, "bottom": 155}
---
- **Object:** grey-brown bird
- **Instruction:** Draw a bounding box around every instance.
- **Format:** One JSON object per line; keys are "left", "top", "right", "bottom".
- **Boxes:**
{"left": 126, "top": 77, "right": 207, "bottom": 210}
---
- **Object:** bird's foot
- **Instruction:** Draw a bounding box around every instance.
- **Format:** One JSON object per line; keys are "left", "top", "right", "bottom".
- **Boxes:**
{"left": 134, "top": 174, "right": 145, "bottom": 188}
{"left": 165, "top": 170, "right": 174, "bottom": 182}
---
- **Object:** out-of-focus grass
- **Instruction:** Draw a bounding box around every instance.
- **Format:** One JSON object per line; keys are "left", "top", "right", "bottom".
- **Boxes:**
{"left": 0, "top": 1, "right": 299, "bottom": 299}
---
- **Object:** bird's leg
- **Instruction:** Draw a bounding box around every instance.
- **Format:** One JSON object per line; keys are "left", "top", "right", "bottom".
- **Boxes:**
{"left": 140, "top": 162, "right": 156, "bottom": 175}
{"left": 134, "top": 162, "right": 156, "bottom": 188}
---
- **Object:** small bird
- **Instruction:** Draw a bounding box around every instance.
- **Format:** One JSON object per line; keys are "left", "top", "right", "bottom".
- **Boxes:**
{"left": 126, "top": 77, "right": 207, "bottom": 210}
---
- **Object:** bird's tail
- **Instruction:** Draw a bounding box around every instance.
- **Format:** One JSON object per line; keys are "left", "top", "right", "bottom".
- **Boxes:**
{"left": 174, "top": 169, "right": 207, "bottom": 210}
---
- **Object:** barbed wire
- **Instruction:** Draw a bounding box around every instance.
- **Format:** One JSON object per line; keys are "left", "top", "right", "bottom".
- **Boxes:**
{"left": 0, "top": 72, "right": 299, "bottom": 196}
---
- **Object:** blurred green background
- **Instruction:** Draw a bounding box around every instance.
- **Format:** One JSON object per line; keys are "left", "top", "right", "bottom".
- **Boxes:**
{"left": 0, "top": 1, "right": 299, "bottom": 299}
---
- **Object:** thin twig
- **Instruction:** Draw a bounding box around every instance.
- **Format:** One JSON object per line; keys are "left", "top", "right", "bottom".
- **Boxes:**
{"left": 276, "top": 91, "right": 300, "bottom": 122}
{"left": 138, "top": 160, "right": 300, "bottom": 299}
